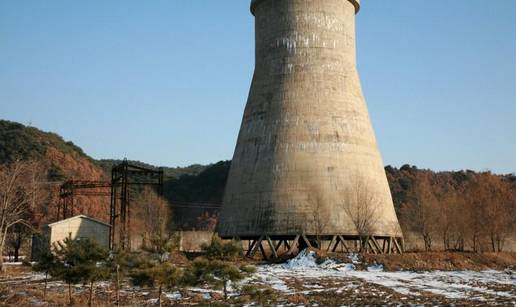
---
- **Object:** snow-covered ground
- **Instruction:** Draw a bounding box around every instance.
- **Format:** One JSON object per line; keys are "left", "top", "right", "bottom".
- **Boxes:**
{"left": 248, "top": 250, "right": 516, "bottom": 304}
{"left": 1, "top": 252, "right": 514, "bottom": 305}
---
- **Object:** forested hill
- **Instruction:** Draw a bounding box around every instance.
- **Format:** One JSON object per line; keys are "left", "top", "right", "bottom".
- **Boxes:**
{"left": 1, "top": 118, "right": 513, "bottom": 209}
{"left": 0, "top": 120, "right": 102, "bottom": 181}
{"left": 97, "top": 159, "right": 208, "bottom": 179}
{"left": 0, "top": 119, "right": 228, "bottom": 208}
{"left": 0, "top": 120, "right": 218, "bottom": 183}
{"left": 96, "top": 159, "right": 229, "bottom": 203}
{"left": 386, "top": 165, "right": 515, "bottom": 210}
{"left": 0, "top": 120, "right": 87, "bottom": 162}
{"left": 167, "top": 162, "right": 516, "bottom": 208}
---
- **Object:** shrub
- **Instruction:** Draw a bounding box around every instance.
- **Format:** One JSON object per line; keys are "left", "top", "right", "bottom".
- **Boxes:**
{"left": 184, "top": 257, "right": 254, "bottom": 300}
{"left": 240, "top": 284, "right": 278, "bottom": 305}
{"left": 200, "top": 235, "right": 242, "bottom": 260}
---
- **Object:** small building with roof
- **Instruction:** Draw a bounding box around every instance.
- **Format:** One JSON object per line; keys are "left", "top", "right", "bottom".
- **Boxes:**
{"left": 47, "top": 215, "right": 111, "bottom": 249}
{"left": 32, "top": 215, "right": 111, "bottom": 260}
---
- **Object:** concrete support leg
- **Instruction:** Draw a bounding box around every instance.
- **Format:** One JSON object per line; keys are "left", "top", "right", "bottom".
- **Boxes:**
{"left": 265, "top": 235, "right": 278, "bottom": 259}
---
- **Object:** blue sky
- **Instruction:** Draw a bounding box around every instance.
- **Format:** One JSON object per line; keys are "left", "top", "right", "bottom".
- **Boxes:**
{"left": 1, "top": 1, "right": 515, "bottom": 174}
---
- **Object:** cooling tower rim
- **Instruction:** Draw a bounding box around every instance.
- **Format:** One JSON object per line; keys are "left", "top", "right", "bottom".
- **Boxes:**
{"left": 251, "top": 0, "right": 360, "bottom": 16}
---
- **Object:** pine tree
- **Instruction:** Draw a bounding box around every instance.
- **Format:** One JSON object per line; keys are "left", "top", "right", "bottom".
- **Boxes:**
{"left": 130, "top": 261, "right": 182, "bottom": 307}
{"left": 107, "top": 249, "right": 139, "bottom": 305}
{"left": 54, "top": 238, "right": 109, "bottom": 306}
{"left": 129, "top": 222, "right": 182, "bottom": 307}
{"left": 183, "top": 235, "right": 253, "bottom": 300}
{"left": 240, "top": 284, "right": 277, "bottom": 306}
{"left": 184, "top": 258, "right": 255, "bottom": 300}
{"left": 32, "top": 251, "right": 60, "bottom": 300}
{"left": 200, "top": 235, "right": 242, "bottom": 261}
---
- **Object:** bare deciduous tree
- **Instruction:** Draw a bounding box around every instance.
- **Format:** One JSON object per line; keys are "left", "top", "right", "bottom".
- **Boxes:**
{"left": 438, "top": 190, "right": 467, "bottom": 251}
{"left": 308, "top": 192, "right": 328, "bottom": 249}
{"left": 343, "top": 176, "right": 380, "bottom": 252}
{"left": 464, "top": 178, "right": 488, "bottom": 252}
{"left": 480, "top": 174, "right": 513, "bottom": 252}
{"left": 450, "top": 197, "right": 468, "bottom": 251}
{"left": 438, "top": 191, "right": 453, "bottom": 251}
{"left": 0, "top": 160, "right": 44, "bottom": 271}
{"left": 132, "top": 188, "right": 171, "bottom": 249}
{"left": 399, "top": 173, "right": 439, "bottom": 251}
{"left": 196, "top": 211, "right": 219, "bottom": 231}
{"left": 6, "top": 223, "right": 32, "bottom": 262}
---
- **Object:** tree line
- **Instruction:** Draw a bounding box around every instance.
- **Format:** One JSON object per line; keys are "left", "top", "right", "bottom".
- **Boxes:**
{"left": 394, "top": 168, "right": 515, "bottom": 252}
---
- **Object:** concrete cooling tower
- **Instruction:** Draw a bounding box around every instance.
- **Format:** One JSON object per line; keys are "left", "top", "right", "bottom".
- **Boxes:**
{"left": 217, "top": 0, "right": 403, "bottom": 256}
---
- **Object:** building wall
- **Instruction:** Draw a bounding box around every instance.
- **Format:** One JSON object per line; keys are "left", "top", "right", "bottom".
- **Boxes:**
{"left": 50, "top": 218, "right": 110, "bottom": 249}
{"left": 179, "top": 231, "right": 213, "bottom": 252}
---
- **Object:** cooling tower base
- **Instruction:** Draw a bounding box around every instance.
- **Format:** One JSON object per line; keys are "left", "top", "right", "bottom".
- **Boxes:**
{"left": 221, "top": 234, "right": 404, "bottom": 259}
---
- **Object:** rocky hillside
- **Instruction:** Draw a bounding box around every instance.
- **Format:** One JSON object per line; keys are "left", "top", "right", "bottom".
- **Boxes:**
{"left": 0, "top": 120, "right": 222, "bottom": 224}
{"left": 0, "top": 120, "right": 108, "bottom": 222}
{"left": 0, "top": 120, "right": 105, "bottom": 182}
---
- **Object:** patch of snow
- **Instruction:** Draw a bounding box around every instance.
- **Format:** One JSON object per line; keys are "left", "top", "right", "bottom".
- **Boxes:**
{"left": 165, "top": 291, "right": 182, "bottom": 300}
{"left": 350, "top": 270, "right": 515, "bottom": 300}
{"left": 96, "top": 281, "right": 111, "bottom": 288}
{"left": 29, "top": 298, "right": 44, "bottom": 307}
{"left": 367, "top": 264, "right": 384, "bottom": 272}
{"left": 348, "top": 253, "right": 360, "bottom": 264}
{"left": 259, "top": 273, "right": 289, "bottom": 292}
{"left": 281, "top": 250, "right": 319, "bottom": 269}
{"left": 304, "top": 284, "right": 323, "bottom": 289}
{"left": 333, "top": 263, "right": 356, "bottom": 272}
{"left": 188, "top": 287, "right": 222, "bottom": 295}
{"left": 30, "top": 273, "right": 47, "bottom": 281}
{"left": 0, "top": 273, "right": 47, "bottom": 285}
{"left": 246, "top": 249, "right": 516, "bottom": 302}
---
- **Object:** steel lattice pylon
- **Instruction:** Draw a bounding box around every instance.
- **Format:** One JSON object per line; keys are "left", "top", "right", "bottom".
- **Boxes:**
{"left": 110, "top": 161, "right": 163, "bottom": 250}
{"left": 58, "top": 160, "right": 164, "bottom": 251}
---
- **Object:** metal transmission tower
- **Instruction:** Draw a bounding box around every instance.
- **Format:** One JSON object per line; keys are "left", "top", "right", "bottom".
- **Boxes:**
{"left": 57, "top": 161, "right": 164, "bottom": 251}
{"left": 58, "top": 180, "right": 111, "bottom": 220}
{"left": 110, "top": 161, "right": 164, "bottom": 250}
{"left": 217, "top": 0, "right": 403, "bottom": 258}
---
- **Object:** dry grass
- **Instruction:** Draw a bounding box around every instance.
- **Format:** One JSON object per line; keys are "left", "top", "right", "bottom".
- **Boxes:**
{"left": 360, "top": 251, "right": 516, "bottom": 271}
